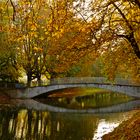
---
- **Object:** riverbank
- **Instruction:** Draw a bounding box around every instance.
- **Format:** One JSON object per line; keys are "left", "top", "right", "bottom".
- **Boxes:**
{"left": 102, "top": 110, "right": 140, "bottom": 140}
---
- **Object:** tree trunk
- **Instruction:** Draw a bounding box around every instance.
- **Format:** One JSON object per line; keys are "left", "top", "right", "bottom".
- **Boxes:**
{"left": 37, "top": 74, "right": 42, "bottom": 86}
{"left": 27, "top": 72, "right": 32, "bottom": 87}
{"left": 133, "top": 0, "right": 140, "bottom": 9}
{"left": 126, "top": 33, "right": 140, "bottom": 59}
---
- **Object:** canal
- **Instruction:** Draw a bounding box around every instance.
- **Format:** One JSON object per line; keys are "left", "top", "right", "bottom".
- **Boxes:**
{"left": 0, "top": 88, "right": 140, "bottom": 140}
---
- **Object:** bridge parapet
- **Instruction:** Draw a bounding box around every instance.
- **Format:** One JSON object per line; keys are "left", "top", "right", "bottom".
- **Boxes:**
{"left": 0, "top": 82, "right": 26, "bottom": 89}
{"left": 3, "top": 77, "right": 140, "bottom": 98}
{"left": 50, "top": 77, "right": 140, "bottom": 86}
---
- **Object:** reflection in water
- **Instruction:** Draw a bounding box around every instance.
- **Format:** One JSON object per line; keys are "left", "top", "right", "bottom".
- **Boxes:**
{"left": 93, "top": 119, "right": 119, "bottom": 140}
{"left": 0, "top": 107, "right": 135, "bottom": 140}
{"left": 0, "top": 88, "right": 139, "bottom": 140}
{"left": 37, "top": 91, "right": 134, "bottom": 109}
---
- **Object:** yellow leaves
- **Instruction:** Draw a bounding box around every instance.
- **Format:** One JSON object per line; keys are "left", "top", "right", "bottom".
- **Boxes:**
{"left": 39, "top": 36, "right": 44, "bottom": 41}
{"left": 60, "top": 28, "right": 64, "bottom": 34}
{"left": 33, "top": 47, "right": 43, "bottom": 52}
{"left": 81, "top": 27, "right": 86, "bottom": 32}
{"left": 30, "top": 24, "right": 37, "bottom": 31}
{"left": 18, "top": 0, "right": 31, "bottom": 7}
{"left": 29, "top": 31, "right": 38, "bottom": 38}
{"left": 0, "top": 6, "right": 4, "bottom": 13}
{"left": 52, "top": 32, "right": 61, "bottom": 39}
{"left": 45, "top": 31, "right": 49, "bottom": 35}
{"left": 47, "top": 36, "right": 51, "bottom": 41}
{"left": 67, "top": 45, "right": 73, "bottom": 49}
{"left": 54, "top": 25, "right": 59, "bottom": 30}
{"left": 17, "top": 37, "right": 23, "bottom": 42}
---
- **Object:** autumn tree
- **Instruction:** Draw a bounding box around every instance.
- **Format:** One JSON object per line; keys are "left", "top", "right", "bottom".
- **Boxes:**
{"left": 46, "top": 18, "right": 99, "bottom": 78}
{"left": 83, "top": 0, "right": 140, "bottom": 80}
{"left": 1, "top": 0, "right": 139, "bottom": 84}
{"left": 4, "top": 0, "right": 98, "bottom": 85}
{"left": 14, "top": 0, "right": 51, "bottom": 85}
{"left": 0, "top": 0, "right": 20, "bottom": 82}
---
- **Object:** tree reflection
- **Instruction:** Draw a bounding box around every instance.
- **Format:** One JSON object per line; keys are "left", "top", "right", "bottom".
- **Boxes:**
{"left": 0, "top": 108, "right": 18, "bottom": 140}
{"left": 75, "top": 92, "right": 133, "bottom": 109}
{"left": 0, "top": 108, "right": 100, "bottom": 140}
{"left": 49, "top": 113, "right": 99, "bottom": 140}
{"left": 0, "top": 107, "right": 134, "bottom": 140}
{"left": 37, "top": 92, "right": 133, "bottom": 109}
{"left": 0, "top": 109, "right": 43, "bottom": 139}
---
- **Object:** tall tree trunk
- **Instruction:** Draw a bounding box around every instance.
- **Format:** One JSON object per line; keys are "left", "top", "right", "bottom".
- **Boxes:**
{"left": 126, "top": 33, "right": 140, "bottom": 59}
{"left": 113, "top": 3, "right": 140, "bottom": 59}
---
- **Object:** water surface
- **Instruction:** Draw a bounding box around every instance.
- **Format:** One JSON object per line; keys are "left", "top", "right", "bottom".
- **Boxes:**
{"left": 0, "top": 107, "right": 137, "bottom": 140}
{"left": 0, "top": 88, "right": 140, "bottom": 140}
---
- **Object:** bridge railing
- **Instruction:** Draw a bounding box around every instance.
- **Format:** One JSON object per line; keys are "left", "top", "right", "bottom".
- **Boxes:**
{"left": 0, "top": 77, "right": 139, "bottom": 89}
{"left": 50, "top": 77, "right": 140, "bottom": 86}
{"left": 0, "top": 82, "right": 26, "bottom": 89}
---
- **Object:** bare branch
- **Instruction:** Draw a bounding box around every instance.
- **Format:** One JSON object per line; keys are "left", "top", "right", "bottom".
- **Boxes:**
{"left": 9, "top": 0, "right": 16, "bottom": 21}
{"left": 112, "top": 3, "right": 133, "bottom": 31}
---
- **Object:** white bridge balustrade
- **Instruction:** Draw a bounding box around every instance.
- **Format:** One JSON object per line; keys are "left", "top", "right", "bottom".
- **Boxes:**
{"left": 2, "top": 77, "right": 140, "bottom": 99}
{"left": 50, "top": 77, "right": 139, "bottom": 86}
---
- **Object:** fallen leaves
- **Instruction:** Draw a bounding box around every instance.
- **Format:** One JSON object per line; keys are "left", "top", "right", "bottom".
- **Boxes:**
{"left": 102, "top": 110, "right": 140, "bottom": 140}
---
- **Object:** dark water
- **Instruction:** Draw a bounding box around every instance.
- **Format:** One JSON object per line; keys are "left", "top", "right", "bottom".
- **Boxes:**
{"left": 0, "top": 88, "right": 140, "bottom": 140}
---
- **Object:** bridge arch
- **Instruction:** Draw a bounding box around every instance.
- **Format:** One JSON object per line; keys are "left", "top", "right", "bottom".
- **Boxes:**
{"left": 4, "top": 77, "right": 140, "bottom": 98}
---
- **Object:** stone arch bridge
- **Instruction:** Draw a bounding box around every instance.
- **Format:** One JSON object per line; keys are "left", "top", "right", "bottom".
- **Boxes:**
{"left": 2, "top": 77, "right": 140, "bottom": 99}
